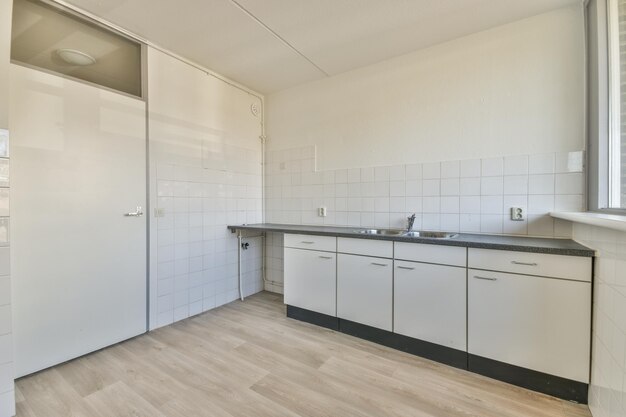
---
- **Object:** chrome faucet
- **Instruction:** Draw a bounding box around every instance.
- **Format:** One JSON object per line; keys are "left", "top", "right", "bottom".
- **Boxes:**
{"left": 407, "top": 213, "right": 416, "bottom": 232}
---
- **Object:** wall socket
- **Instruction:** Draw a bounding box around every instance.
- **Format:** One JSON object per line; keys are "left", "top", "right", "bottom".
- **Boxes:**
{"left": 510, "top": 207, "right": 524, "bottom": 221}
{"left": 318, "top": 207, "right": 327, "bottom": 217}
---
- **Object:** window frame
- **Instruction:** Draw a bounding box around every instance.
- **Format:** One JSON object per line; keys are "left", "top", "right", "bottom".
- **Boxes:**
{"left": 587, "top": 0, "right": 626, "bottom": 213}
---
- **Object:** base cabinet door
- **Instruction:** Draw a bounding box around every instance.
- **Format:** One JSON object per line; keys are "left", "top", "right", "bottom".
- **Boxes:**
{"left": 284, "top": 248, "right": 336, "bottom": 316}
{"left": 394, "top": 261, "right": 466, "bottom": 350}
{"left": 337, "top": 253, "right": 392, "bottom": 331}
{"left": 468, "top": 269, "right": 591, "bottom": 383}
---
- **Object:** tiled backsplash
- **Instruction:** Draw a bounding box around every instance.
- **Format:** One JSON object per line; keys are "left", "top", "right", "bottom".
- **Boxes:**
{"left": 573, "top": 224, "right": 626, "bottom": 417}
{"left": 265, "top": 146, "right": 584, "bottom": 237}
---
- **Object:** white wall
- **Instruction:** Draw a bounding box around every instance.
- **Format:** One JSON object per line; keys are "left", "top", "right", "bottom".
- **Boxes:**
{"left": 266, "top": 6, "right": 585, "bottom": 171}
{"left": 0, "top": 0, "right": 13, "bottom": 415}
{"left": 148, "top": 47, "right": 265, "bottom": 329}
{"left": 572, "top": 224, "right": 626, "bottom": 417}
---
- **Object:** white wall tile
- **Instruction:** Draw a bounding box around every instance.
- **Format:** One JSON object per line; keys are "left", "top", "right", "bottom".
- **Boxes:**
{"left": 527, "top": 214, "right": 554, "bottom": 237}
{"left": 555, "top": 195, "right": 584, "bottom": 212}
{"left": 481, "top": 157, "right": 504, "bottom": 177}
{"left": 361, "top": 167, "right": 375, "bottom": 182}
{"left": 390, "top": 181, "right": 406, "bottom": 197}
{"left": 460, "top": 214, "right": 480, "bottom": 233}
{"left": 460, "top": 178, "right": 481, "bottom": 196}
{"left": 481, "top": 196, "right": 503, "bottom": 215}
{"left": 423, "top": 162, "right": 441, "bottom": 179}
{"left": 529, "top": 153, "right": 555, "bottom": 174}
{"left": 480, "top": 177, "right": 503, "bottom": 196}
{"left": 389, "top": 165, "right": 405, "bottom": 181}
{"left": 555, "top": 173, "right": 584, "bottom": 195}
{"left": 528, "top": 195, "right": 555, "bottom": 214}
{"left": 441, "top": 197, "right": 460, "bottom": 214}
{"left": 555, "top": 151, "right": 584, "bottom": 173}
{"left": 441, "top": 161, "right": 460, "bottom": 178}
{"left": 480, "top": 215, "right": 503, "bottom": 233}
{"left": 441, "top": 178, "right": 460, "bottom": 196}
{"left": 528, "top": 174, "right": 555, "bottom": 195}
{"left": 503, "top": 175, "right": 528, "bottom": 195}
{"left": 423, "top": 197, "right": 440, "bottom": 213}
{"left": 460, "top": 196, "right": 481, "bottom": 214}
{"left": 405, "top": 180, "right": 422, "bottom": 197}
{"left": 335, "top": 169, "right": 348, "bottom": 183}
{"left": 423, "top": 179, "right": 440, "bottom": 196}
{"left": 422, "top": 214, "right": 440, "bottom": 231}
{"left": 405, "top": 164, "right": 422, "bottom": 180}
{"left": 460, "top": 159, "right": 481, "bottom": 177}
{"left": 504, "top": 155, "right": 529, "bottom": 175}
{"left": 440, "top": 214, "right": 460, "bottom": 232}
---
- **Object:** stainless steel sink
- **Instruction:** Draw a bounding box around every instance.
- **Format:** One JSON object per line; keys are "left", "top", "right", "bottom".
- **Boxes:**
{"left": 403, "top": 231, "right": 458, "bottom": 239}
{"left": 357, "top": 229, "right": 406, "bottom": 236}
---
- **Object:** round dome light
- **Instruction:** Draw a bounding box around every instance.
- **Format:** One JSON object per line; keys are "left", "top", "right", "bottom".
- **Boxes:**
{"left": 56, "top": 49, "right": 96, "bottom": 66}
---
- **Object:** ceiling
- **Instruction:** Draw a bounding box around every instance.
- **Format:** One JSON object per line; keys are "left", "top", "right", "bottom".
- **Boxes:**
{"left": 64, "top": 0, "right": 581, "bottom": 94}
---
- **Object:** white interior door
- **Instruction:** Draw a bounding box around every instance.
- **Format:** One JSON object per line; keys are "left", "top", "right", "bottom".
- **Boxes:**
{"left": 10, "top": 65, "right": 147, "bottom": 377}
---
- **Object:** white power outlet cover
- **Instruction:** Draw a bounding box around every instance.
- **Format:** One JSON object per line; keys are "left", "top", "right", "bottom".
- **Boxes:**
{"left": 510, "top": 207, "right": 524, "bottom": 221}
{"left": 318, "top": 207, "right": 327, "bottom": 217}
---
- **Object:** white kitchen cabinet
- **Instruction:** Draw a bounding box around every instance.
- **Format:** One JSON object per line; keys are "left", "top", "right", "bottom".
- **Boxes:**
{"left": 337, "top": 253, "right": 392, "bottom": 331}
{"left": 468, "top": 269, "right": 591, "bottom": 383}
{"left": 284, "top": 233, "right": 337, "bottom": 252}
{"left": 394, "top": 242, "right": 466, "bottom": 267}
{"left": 394, "top": 260, "right": 466, "bottom": 350}
{"left": 468, "top": 248, "right": 591, "bottom": 282}
{"left": 337, "top": 237, "right": 393, "bottom": 258}
{"left": 284, "top": 248, "right": 336, "bottom": 316}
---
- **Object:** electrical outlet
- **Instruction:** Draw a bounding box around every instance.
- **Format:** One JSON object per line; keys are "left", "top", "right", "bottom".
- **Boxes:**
{"left": 318, "top": 207, "right": 327, "bottom": 217}
{"left": 510, "top": 207, "right": 524, "bottom": 221}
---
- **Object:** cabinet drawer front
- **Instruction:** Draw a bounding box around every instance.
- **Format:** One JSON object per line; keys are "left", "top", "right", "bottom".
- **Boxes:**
{"left": 337, "top": 237, "right": 393, "bottom": 258}
{"left": 468, "top": 269, "right": 591, "bottom": 382}
{"left": 394, "top": 261, "right": 466, "bottom": 350}
{"left": 468, "top": 248, "right": 591, "bottom": 282}
{"left": 284, "top": 248, "right": 336, "bottom": 316}
{"left": 337, "top": 254, "right": 392, "bottom": 331}
{"left": 394, "top": 242, "right": 466, "bottom": 267}
{"left": 284, "top": 233, "right": 337, "bottom": 252}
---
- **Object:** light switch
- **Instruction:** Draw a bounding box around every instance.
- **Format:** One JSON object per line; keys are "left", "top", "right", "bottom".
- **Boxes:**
{"left": 318, "top": 207, "right": 327, "bottom": 217}
{"left": 154, "top": 208, "right": 165, "bottom": 217}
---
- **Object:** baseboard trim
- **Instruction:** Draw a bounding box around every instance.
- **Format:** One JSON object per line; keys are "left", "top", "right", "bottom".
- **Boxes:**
{"left": 339, "top": 319, "right": 468, "bottom": 370}
{"left": 286, "top": 305, "right": 339, "bottom": 330}
{"left": 468, "top": 354, "right": 588, "bottom": 404}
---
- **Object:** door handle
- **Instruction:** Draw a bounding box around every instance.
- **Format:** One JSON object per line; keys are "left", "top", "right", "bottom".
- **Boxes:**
{"left": 301, "top": 241, "right": 315, "bottom": 244}
{"left": 319, "top": 256, "right": 333, "bottom": 259}
{"left": 473, "top": 275, "right": 497, "bottom": 281}
{"left": 511, "top": 261, "right": 538, "bottom": 266}
{"left": 124, "top": 206, "right": 144, "bottom": 217}
{"left": 396, "top": 266, "right": 415, "bottom": 270}
{"left": 371, "top": 262, "right": 388, "bottom": 267}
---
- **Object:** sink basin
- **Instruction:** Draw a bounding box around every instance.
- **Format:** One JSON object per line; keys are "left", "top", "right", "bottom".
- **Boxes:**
{"left": 403, "top": 231, "right": 458, "bottom": 239}
{"left": 357, "top": 229, "right": 406, "bottom": 236}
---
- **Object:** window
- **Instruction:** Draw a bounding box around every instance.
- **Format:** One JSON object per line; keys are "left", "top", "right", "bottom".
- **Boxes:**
{"left": 607, "top": 0, "right": 626, "bottom": 208}
{"left": 11, "top": 0, "right": 143, "bottom": 98}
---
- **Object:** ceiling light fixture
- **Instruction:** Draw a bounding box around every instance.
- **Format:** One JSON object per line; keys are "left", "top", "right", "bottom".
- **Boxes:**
{"left": 56, "top": 48, "right": 96, "bottom": 66}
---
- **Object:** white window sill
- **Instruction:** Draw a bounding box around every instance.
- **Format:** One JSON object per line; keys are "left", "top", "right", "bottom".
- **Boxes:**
{"left": 550, "top": 211, "right": 626, "bottom": 233}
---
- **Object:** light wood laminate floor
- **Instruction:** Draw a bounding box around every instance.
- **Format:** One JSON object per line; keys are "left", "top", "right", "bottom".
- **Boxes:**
{"left": 15, "top": 292, "right": 591, "bottom": 417}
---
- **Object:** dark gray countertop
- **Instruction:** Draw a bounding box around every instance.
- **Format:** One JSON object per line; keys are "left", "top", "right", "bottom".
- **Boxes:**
{"left": 227, "top": 223, "right": 595, "bottom": 257}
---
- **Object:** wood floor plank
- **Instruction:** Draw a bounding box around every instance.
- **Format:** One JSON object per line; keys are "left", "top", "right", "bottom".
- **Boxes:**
{"left": 15, "top": 291, "right": 592, "bottom": 417}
